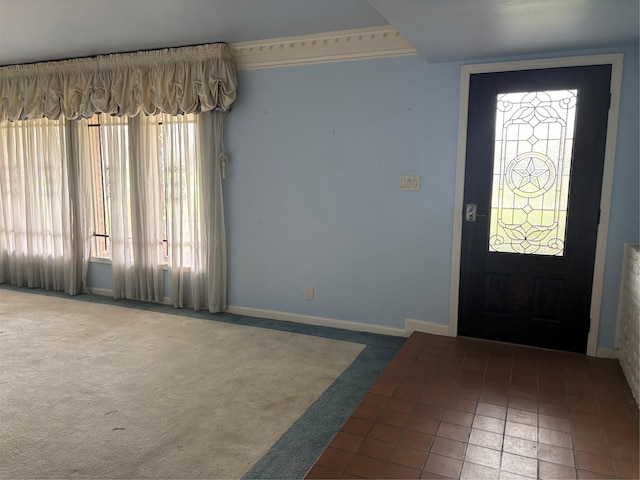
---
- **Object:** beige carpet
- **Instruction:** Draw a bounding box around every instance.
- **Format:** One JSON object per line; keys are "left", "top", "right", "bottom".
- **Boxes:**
{"left": 0, "top": 289, "right": 364, "bottom": 479}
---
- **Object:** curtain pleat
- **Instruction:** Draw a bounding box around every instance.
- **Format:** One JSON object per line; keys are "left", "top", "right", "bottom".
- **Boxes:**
{"left": 88, "top": 114, "right": 163, "bottom": 303}
{"left": 128, "top": 115, "right": 164, "bottom": 302}
{"left": 199, "top": 111, "right": 227, "bottom": 312}
{"left": 141, "top": 111, "right": 225, "bottom": 312}
{"left": 102, "top": 115, "right": 136, "bottom": 299}
{"left": 64, "top": 120, "right": 94, "bottom": 294}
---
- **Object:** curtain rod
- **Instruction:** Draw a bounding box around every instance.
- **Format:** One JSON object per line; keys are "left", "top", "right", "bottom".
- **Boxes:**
{"left": 1, "top": 41, "right": 228, "bottom": 69}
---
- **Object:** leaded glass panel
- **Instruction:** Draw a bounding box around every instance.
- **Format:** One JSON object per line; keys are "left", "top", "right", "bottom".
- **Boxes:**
{"left": 488, "top": 89, "right": 578, "bottom": 256}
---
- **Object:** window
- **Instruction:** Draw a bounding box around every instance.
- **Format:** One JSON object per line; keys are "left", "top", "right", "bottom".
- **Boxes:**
{"left": 488, "top": 90, "right": 577, "bottom": 256}
{"left": 87, "top": 113, "right": 199, "bottom": 265}
{"left": 159, "top": 113, "right": 200, "bottom": 267}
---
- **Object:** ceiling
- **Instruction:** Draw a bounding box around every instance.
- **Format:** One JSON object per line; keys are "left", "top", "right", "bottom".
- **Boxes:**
{"left": 371, "top": 0, "right": 640, "bottom": 63}
{"left": 0, "top": 0, "right": 638, "bottom": 67}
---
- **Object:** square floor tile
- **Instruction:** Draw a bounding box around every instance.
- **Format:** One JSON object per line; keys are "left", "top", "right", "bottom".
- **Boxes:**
{"left": 538, "top": 401, "right": 570, "bottom": 418}
{"left": 574, "top": 451, "right": 614, "bottom": 475}
{"left": 476, "top": 402, "right": 507, "bottom": 420}
{"left": 343, "top": 454, "right": 384, "bottom": 478}
{"left": 380, "top": 462, "right": 421, "bottom": 479}
{"left": 464, "top": 444, "right": 501, "bottom": 469}
{"left": 613, "top": 458, "right": 640, "bottom": 479}
{"left": 316, "top": 447, "right": 353, "bottom": 473}
{"left": 460, "top": 461, "right": 499, "bottom": 480}
{"left": 370, "top": 382, "right": 396, "bottom": 396}
{"left": 360, "top": 392, "right": 389, "bottom": 408}
{"left": 399, "top": 430, "right": 434, "bottom": 451}
{"left": 424, "top": 453, "right": 462, "bottom": 479}
{"left": 508, "top": 396, "right": 538, "bottom": 412}
{"left": 502, "top": 436, "right": 538, "bottom": 458}
{"left": 305, "top": 464, "right": 339, "bottom": 479}
{"left": 413, "top": 403, "right": 445, "bottom": 421}
{"left": 420, "top": 470, "right": 454, "bottom": 479}
{"left": 430, "top": 436, "right": 466, "bottom": 460}
{"left": 356, "top": 437, "right": 395, "bottom": 461}
{"left": 406, "top": 414, "right": 439, "bottom": 435}
{"left": 473, "top": 415, "right": 505, "bottom": 434}
{"left": 572, "top": 432, "right": 608, "bottom": 455}
{"left": 506, "top": 408, "right": 538, "bottom": 426}
{"left": 351, "top": 404, "right": 382, "bottom": 421}
{"left": 368, "top": 422, "right": 403, "bottom": 443}
{"left": 505, "top": 421, "right": 537, "bottom": 442}
{"left": 538, "top": 460, "right": 577, "bottom": 479}
{"left": 442, "top": 408, "right": 474, "bottom": 427}
{"left": 436, "top": 421, "right": 471, "bottom": 442}
{"left": 479, "top": 390, "right": 509, "bottom": 407}
{"left": 539, "top": 427, "right": 572, "bottom": 448}
{"left": 390, "top": 444, "right": 429, "bottom": 470}
{"left": 341, "top": 417, "right": 373, "bottom": 436}
{"left": 498, "top": 471, "right": 536, "bottom": 480}
{"left": 538, "top": 443, "right": 575, "bottom": 467}
{"left": 538, "top": 413, "right": 571, "bottom": 432}
{"left": 448, "top": 396, "right": 478, "bottom": 414}
{"left": 501, "top": 452, "right": 538, "bottom": 478}
{"left": 386, "top": 397, "right": 417, "bottom": 414}
{"left": 376, "top": 409, "right": 410, "bottom": 428}
{"left": 469, "top": 428, "right": 504, "bottom": 451}
{"left": 331, "top": 431, "right": 364, "bottom": 452}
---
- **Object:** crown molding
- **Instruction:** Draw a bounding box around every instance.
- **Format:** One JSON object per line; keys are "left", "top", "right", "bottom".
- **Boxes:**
{"left": 229, "top": 26, "right": 418, "bottom": 71}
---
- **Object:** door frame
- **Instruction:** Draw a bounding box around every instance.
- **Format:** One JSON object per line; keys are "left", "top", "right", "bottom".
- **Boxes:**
{"left": 449, "top": 53, "right": 624, "bottom": 357}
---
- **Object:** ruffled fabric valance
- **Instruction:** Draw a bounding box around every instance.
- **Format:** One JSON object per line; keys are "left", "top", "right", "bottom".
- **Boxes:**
{"left": 0, "top": 43, "right": 237, "bottom": 122}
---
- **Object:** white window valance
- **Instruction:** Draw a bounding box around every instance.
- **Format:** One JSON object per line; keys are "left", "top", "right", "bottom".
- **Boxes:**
{"left": 0, "top": 43, "right": 237, "bottom": 122}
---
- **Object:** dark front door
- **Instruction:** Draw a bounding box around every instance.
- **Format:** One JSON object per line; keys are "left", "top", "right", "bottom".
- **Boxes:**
{"left": 458, "top": 65, "right": 611, "bottom": 353}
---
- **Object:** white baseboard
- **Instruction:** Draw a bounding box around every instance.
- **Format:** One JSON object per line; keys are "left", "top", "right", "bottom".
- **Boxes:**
{"left": 87, "top": 287, "right": 172, "bottom": 306}
{"left": 404, "top": 318, "right": 452, "bottom": 337}
{"left": 226, "top": 305, "right": 406, "bottom": 337}
{"left": 596, "top": 347, "right": 619, "bottom": 359}
{"left": 87, "top": 287, "right": 113, "bottom": 297}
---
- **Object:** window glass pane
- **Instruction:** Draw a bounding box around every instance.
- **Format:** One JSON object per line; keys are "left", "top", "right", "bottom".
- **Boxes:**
{"left": 488, "top": 90, "right": 578, "bottom": 256}
{"left": 87, "top": 114, "right": 129, "bottom": 258}
{"left": 87, "top": 114, "right": 110, "bottom": 257}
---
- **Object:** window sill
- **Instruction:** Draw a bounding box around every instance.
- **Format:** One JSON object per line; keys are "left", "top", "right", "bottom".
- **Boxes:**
{"left": 89, "top": 256, "right": 111, "bottom": 265}
{"left": 89, "top": 257, "right": 172, "bottom": 270}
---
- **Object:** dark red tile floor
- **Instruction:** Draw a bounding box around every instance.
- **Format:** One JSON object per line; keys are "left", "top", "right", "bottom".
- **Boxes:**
{"left": 305, "top": 332, "right": 639, "bottom": 479}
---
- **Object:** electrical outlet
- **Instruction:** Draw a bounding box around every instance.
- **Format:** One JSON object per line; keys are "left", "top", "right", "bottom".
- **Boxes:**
{"left": 306, "top": 288, "right": 314, "bottom": 301}
{"left": 399, "top": 175, "right": 420, "bottom": 191}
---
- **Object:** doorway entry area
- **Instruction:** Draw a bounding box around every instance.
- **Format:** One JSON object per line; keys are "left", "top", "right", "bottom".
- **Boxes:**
{"left": 457, "top": 64, "right": 613, "bottom": 353}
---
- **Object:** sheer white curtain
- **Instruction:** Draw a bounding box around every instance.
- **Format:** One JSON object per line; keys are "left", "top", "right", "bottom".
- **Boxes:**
{"left": 162, "top": 111, "right": 226, "bottom": 312}
{"left": 197, "top": 111, "right": 227, "bottom": 312}
{"left": 128, "top": 114, "right": 164, "bottom": 302}
{"left": 0, "top": 118, "right": 86, "bottom": 293}
{"left": 94, "top": 114, "right": 164, "bottom": 302}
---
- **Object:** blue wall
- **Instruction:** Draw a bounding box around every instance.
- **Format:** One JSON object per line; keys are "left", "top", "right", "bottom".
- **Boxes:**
{"left": 87, "top": 44, "right": 639, "bottom": 348}
{"left": 225, "top": 56, "right": 460, "bottom": 329}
